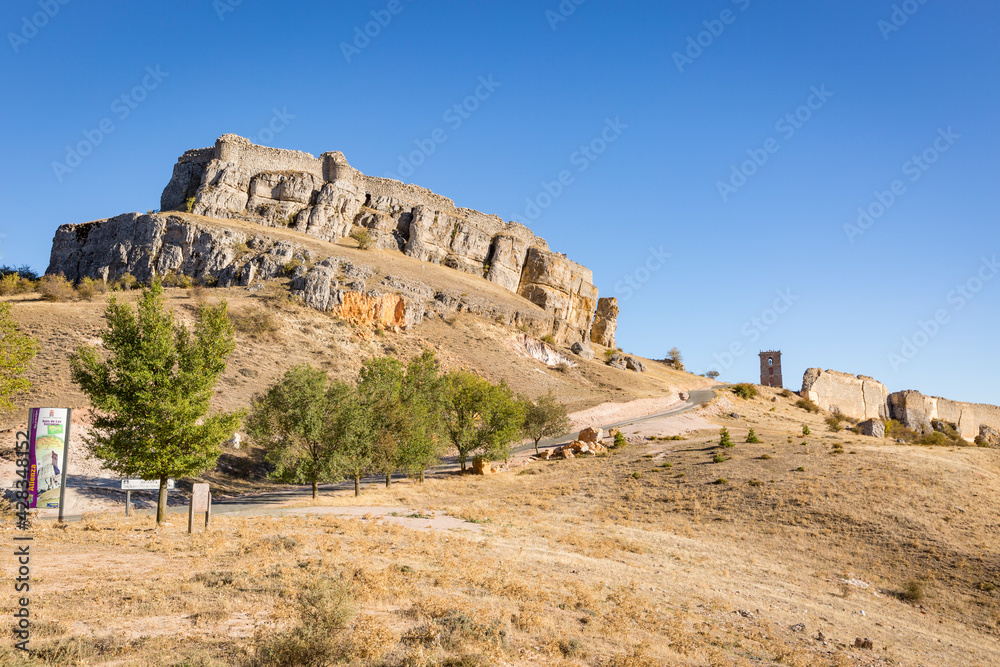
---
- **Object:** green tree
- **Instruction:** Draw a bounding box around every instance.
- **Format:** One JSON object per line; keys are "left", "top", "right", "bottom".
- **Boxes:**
{"left": 746, "top": 428, "right": 761, "bottom": 444}
{"left": 70, "top": 280, "right": 242, "bottom": 523}
{"left": 0, "top": 302, "right": 39, "bottom": 412}
{"left": 522, "top": 391, "right": 571, "bottom": 455}
{"left": 327, "top": 381, "right": 374, "bottom": 497}
{"left": 247, "top": 365, "right": 340, "bottom": 499}
{"left": 442, "top": 370, "right": 525, "bottom": 472}
{"left": 356, "top": 356, "right": 407, "bottom": 487}
{"left": 666, "top": 346, "right": 684, "bottom": 370}
{"left": 719, "top": 427, "right": 734, "bottom": 448}
{"left": 396, "top": 350, "right": 447, "bottom": 482}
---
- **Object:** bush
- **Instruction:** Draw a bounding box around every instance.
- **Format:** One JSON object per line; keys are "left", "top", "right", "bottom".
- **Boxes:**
{"left": 802, "top": 425, "right": 810, "bottom": 436}
{"left": 884, "top": 419, "right": 920, "bottom": 443}
{"left": 113, "top": 273, "right": 138, "bottom": 291}
{"left": 281, "top": 259, "right": 303, "bottom": 277}
{"left": 231, "top": 306, "right": 281, "bottom": 340}
{"left": 746, "top": 428, "right": 761, "bottom": 443}
{"left": 713, "top": 477, "right": 728, "bottom": 484}
{"left": 901, "top": 580, "right": 925, "bottom": 602}
{"left": 541, "top": 334, "right": 555, "bottom": 344}
{"left": 712, "top": 454, "right": 726, "bottom": 463}
{"left": 0, "top": 272, "right": 34, "bottom": 296}
{"left": 795, "top": 398, "right": 821, "bottom": 413}
{"left": 161, "top": 272, "right": 193, "bottom": 289}
{"left": 350, "top": 229, "right": 373, "bottom": 250}
{"left": 184, "top": 196, "right": 195, "bottom": 213}
{"left": 780, "top": 389, "right": 794, "bottom": 398}
{"left": 731, "top": 383, "right": 758, "bottom": 400}
{"left": 719, "top": 427, "right": 734, "bottom": 448}
{"left": 76, "top": 277, "right": 108, "bottom": 301}
{"left": 825, "top": 415, "right": 844, "bottom": 432}
{"left": 249, "top": 579, "right": 354, "bottom": 666}
{"left": 0, "top": 264, "right": 39, "bottom": 281}
{"left": 38, "top": 274, "right": 76, "bottom": 301}
{"left": 613, "top": 431, "right": 627, "bottom": 448}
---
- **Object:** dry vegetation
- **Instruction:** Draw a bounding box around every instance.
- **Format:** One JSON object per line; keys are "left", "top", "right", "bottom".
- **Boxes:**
{"left": 3, "top": 389, "right": 1000, "bottom": 665}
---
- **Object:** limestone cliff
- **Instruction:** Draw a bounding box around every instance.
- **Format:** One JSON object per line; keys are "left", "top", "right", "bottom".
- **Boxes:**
{"left": 800, "top": 368, "right": 1000, "bottom": 443}
{"left": 152, "top": 134, "right": 607, "bottom": 344}
{"left": 47, "top": 212, "right": 553, "bottom": 336}
{"left": 800, "top": 368, "right": 890, "bottom": 421}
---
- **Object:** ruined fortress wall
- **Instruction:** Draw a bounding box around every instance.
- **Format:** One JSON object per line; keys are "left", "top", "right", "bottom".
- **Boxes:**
{"left": 215, "top": 134, "right": 323, "bottom": 178}
{"left": 800, "top": 368, "right": 889, "bottom": 420}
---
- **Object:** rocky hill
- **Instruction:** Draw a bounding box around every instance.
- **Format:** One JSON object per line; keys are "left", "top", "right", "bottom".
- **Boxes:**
{"left": 47, "top": 134, "right": 617, "bottom": 347}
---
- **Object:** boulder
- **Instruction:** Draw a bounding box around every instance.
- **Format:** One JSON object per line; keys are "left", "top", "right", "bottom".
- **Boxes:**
{"left": 625, "top": 356, "right": 646, "bottom": 373}
{"left": 578, "top": 427, "right": 603, "bottom": 443}
{"left": 800, "top": 368, "right": 889, "bottom": 421}
{"left": 535, "top": 449, "right": 553, "bottom": 460}
{"left": 571, "top": 341, "right": 595, "bottom": 360}
{"left": 607, "top": 353, "right": 627, "bottom": 370}
{"left": 590, "top": 297, "right": 618, "bottom": 348}
{"left": 472, "top": 457, "right": 501, "bottom": 475}
{"left": 977, "top": 425, "right": 1000, "bottom": 448}
{"left": 858, "top": 419, "right": 885, "bottom": 439}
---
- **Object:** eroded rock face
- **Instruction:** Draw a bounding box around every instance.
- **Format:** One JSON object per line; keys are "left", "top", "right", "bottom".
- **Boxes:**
{"left": 156, "top": 135, "right": 601, "bottom": 343}
{"left": 888, "top": 390, "right": 1000, "bottom": 441}
{"left": 47, "top": 213, "right": 556, "bottom": 335}
{"left": 590, "top": 297, "right": 619, "bottom": 348}
{"left": 800, "top": 369, "right": 889, "bottom": 421}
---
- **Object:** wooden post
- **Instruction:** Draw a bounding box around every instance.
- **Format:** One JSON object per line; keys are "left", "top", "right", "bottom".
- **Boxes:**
{"left": 187, "top": 497, "right": 194, "bottom": 534}
{"left": 189, "top": 483, "right": 210, "bottom": 534}
{"left": 125, "top": 489, "right": 131, "bottom": 517}
{"left": 57, "top": 409, "right": 73, "bottom": 524}
{"left": 205, "top": 492, "right": 211, "bottom": 529}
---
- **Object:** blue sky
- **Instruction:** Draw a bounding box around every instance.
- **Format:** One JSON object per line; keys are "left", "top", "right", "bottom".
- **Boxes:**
{"left": 2, "top": 0, "right": 998, "bottom": 404}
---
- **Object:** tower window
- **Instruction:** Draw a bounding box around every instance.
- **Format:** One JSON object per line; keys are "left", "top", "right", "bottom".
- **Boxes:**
{"left": 768, "top": 358, "right": 773, "bottom": 366}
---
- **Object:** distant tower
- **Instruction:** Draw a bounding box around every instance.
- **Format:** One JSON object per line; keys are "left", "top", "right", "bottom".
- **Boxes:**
{"left": 759, "top": 351, "right": 782, "bottom": 388}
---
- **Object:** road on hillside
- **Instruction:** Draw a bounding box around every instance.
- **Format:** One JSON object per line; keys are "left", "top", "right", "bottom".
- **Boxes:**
{"left": 48, "top": 388, "right": 717, "bottom": 522}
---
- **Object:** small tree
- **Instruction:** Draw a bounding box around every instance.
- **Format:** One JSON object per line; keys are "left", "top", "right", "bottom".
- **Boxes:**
{"left": 522, "top": 391, "right": 571, "bottom": 455}
{"left": 802, "top": 424, "right": 811, "bottom": 436}
{"left": 247, "top": 365, "right": 339, "bottom": 499}
{"left": 443, "top": 370, "right": 524, "bottom": 471}
{"left": 705, "top": 370, "right": 720, "bottom": 380}
{"left": 70, "top": 280, "right": 242, "bottom": 523}
{"left": 0, "top": 302, "right": 39, "bottom": 412}
{"left": 666, "top": 347, "right": 684, "bottom": 370}
{"left": 746, "top": 428, "right": 761, "bottom": 444}
{"left": 719, "top": 427, "right": 734, "bottom": 448}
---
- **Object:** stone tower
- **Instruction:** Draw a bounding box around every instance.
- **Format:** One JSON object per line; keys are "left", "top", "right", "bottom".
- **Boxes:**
{"left": 760, "top": 351, "right": 782, "bottom": 388}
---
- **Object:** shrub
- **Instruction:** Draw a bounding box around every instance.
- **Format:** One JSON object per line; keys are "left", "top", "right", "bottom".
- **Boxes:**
{"left": 901, "top": 580, "right": 925, "bottom": 602}
{"left": 780, "top": 389, "right": 794, "bottom": 398}
{"left": 712, "top": 454, "right": 726, "bottom": 463}
{"left": 281, "top": 259, "right": 303, "bottom": 277}
{"left": 825, "top": 415, "right": 844, "bottom": 432}
{"left": 713, "top": 478, "right": 728, "bottom": 485}
{"left": 113, "top": 273, "right": 138, "bottom": 291}
{"left": 231, "top": 306, "right": 281, "bottom": 340}
{"left": 0, "top": 272, "right": 34, "bottom": 296}
{"left": 631, "top": 472, "right": 641, "bottom": 479}
{"left": 748, "top": 479, "right": 763, "bottom": 487}
{"left": 613, "top": 431, "right": 627, "bottom": 448}
{"left": 802, "top": 425, "right": 810, "bottom": 436}
{"left": 795, "top": 398, "right": 821, "bottom": 413}
{"left": 540, "top": 334, "right": 555, "bottom": 344}
{"left": 76, "top": 277, "right": 108, "bottom": 301}
{"left": 350, "top": 229, "right": 373, "bottom": 250}
{"left": 884, "top": 419, "right": 920, "bottom": 443}
{"left": 0, "top": 264, "right": 39, "bottom": 281}
{"left": 731, "top": 383, "right": 758, "bottom": 400}
{"left": 161, "top": 272, "right": 193, "bottom": 289}
{"left": 794, "top": 466, "right": 805, "bottom": 472}
{"left": 250, "top": 579, "right": 354, "bottom": 666}
{"left": 746, "top": 428, "right": 761, "bottom": 444}
{"left": 184, "top": 196, "right": 195, "bottom": 213}
{"left": 38, "top": 274, "right": 76, "bottom": 301}
{"left": 719, "top": 427, "right": 733, "bottom": 448}
{"left": 554, "top": 361, "right": 571, "bottom": 373}
{"left": 604, "top": 349, "right": 616, "bottom": 361}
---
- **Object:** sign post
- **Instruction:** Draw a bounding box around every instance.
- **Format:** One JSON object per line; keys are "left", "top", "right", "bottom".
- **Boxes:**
{"left": 120, "top": 478, "right": 174, "bottom": 516}
{"left": 25, "top": 408, "right": 72, "bottom": 521}
{"left": 188, "top": 483, "right": 211, "bottom": 534}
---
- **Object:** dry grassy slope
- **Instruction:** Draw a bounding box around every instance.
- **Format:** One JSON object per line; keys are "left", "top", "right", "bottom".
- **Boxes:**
{"left": 4, "top": 391, "right": 1000, "bottom": 665}
{"left": 2, "top": 281, "right": 705, "bottom": 431}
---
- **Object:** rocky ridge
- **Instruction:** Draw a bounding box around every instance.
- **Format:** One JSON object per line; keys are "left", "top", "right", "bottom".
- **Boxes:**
{"left": 151, "top": 134, "right": 606, "bottom": 344}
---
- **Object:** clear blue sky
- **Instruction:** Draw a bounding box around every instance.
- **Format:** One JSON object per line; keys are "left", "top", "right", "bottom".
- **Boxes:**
{"left": 2, "top": 0, "right": 998, "bottom": 404}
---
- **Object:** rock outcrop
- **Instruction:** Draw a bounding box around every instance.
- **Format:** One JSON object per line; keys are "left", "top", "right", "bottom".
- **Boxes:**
{"left": 801, "top": 368, "right": 1000, "bottom": 443}
{"left": 590, "top": 297, "right": 618, "bottom": 348}
{"left": 800, "top": 369, "right": 889, "bottom": 421}
{"left": 154, "top": 134, "right": 599, "bottom": 343}
{"left": 888, "top": 390, "right": 1000, "bottom": 441}
{"left": 47, "top": 212, "right": 557, "bottom": 334}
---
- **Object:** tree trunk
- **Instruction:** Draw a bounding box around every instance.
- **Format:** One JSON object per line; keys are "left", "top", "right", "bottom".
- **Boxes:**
{"left": 419, "top": 469, "right": 425, "bottom": 484}
{"left": 534, "top": 439, "right": 540, "bottom": 456}
{"left": 156, "top": 476, "right": 168, "bottom": 525}
{"left": 354, "top": 475, "right": 360, "bottom": 497}
{"left": 385, "top": 472, "right": 391, "bottom": 488}
{"left": 312, "top": 479, "right": 318, "bottom": 499}
{"left": 460, "top": 456, "right": 467, "bottom": 472}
